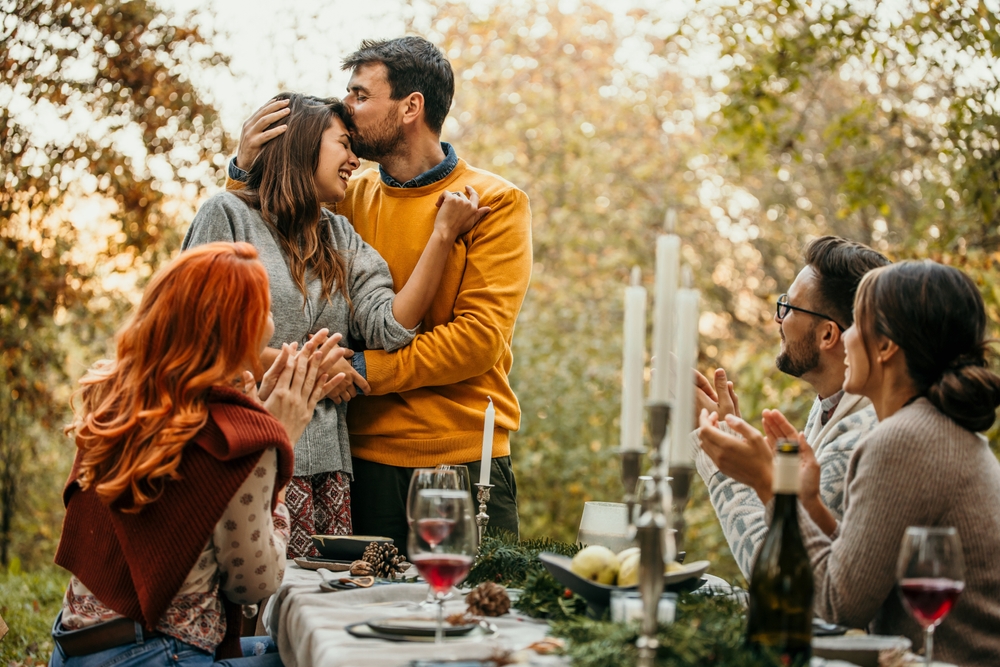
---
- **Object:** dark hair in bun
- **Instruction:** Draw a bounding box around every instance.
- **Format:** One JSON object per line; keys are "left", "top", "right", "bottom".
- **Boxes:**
{"left": 854, "top": 260, "right": 1000, "bottom": 432}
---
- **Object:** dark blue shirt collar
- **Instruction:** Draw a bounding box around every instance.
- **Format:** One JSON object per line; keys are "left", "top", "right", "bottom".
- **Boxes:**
{"left": 379, "top": 142, "right": 458, "bottom": 188}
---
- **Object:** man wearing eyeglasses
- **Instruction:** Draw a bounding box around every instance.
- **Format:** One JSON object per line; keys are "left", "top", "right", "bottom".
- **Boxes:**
{"left": 693, "top": 236, "right": 890, "bottom": 581}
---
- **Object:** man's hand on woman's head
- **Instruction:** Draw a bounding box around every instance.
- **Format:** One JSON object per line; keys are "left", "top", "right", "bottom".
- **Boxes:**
{"left": 235, "top": 98, "right": 291, "bottom": 172}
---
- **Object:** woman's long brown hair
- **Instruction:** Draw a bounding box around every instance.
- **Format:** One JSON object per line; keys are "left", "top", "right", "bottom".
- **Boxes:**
{"left": 69, "top": 242, "right": 272, "bottom": 512}
{"left": 235, "top": 93, "right": 352, "bottom": 306}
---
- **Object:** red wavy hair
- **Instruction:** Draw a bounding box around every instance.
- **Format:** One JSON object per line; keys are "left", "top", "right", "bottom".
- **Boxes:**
{"left": 69, "top": 242, "right": 272, "bottom": 512}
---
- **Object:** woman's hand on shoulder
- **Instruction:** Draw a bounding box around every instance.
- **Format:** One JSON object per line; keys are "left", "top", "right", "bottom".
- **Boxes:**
{"left": 432, "top": 186, "right": 490, "bottom": 242}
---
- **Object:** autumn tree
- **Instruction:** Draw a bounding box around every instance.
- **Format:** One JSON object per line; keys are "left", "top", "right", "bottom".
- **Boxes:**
{"left": 0, "top": 0, "right": 230, "bottom": 566}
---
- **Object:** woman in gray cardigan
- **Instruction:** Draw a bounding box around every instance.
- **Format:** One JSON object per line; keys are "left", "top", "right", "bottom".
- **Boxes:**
{"left": 183, "top": 93, "right": 487, "bottom": 557}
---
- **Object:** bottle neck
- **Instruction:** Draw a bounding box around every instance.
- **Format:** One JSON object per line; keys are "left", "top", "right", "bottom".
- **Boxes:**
{"left": 772, "top": 452, "right": 800, "bottom": 495}
{"left": 773, "top": 492, "right": 799, "bottom": 520}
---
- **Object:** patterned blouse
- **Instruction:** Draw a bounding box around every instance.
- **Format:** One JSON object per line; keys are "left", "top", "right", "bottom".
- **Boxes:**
{"left": 59, "top": 448, "right": 289, "bottom": 653}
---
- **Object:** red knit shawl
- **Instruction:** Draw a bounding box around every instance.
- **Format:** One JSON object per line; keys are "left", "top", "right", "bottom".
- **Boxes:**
{"left": 54, "top": 385, "right": 293, "bottom": 658}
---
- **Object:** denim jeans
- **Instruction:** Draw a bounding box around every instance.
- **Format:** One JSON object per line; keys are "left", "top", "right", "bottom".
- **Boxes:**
{"left": 49, "top": 614, "right": 283, "bottom": 667}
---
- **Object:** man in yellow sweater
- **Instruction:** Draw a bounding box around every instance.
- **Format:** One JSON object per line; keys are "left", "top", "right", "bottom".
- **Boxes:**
{"left": 227, "top": 36, "right": 532, "bottom": 548}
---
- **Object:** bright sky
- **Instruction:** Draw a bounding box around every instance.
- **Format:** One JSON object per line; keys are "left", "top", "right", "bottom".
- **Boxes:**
{"left": 164, "top": 0, "right": 699, "bottom": 138}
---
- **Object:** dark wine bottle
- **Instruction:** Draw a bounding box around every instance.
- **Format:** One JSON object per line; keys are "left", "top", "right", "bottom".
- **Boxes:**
{"left": 747, "top": 439, "right": 814, "bottom": 664}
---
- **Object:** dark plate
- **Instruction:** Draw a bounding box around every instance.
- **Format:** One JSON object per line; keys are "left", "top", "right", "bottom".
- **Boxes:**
{"left": 292, "top": 556, "right": 353, "bottom": 571}
{"left": 367, "top": 616, "right": 479, "bottom": 637}
{"left": 345, "top": 621, "right": 495, "bottom": 643}
{"left": 538, "top": 552, "right": 707, "bottom": 616}
{"left": 311, "top": 535, "right": 393, "bottom": 561}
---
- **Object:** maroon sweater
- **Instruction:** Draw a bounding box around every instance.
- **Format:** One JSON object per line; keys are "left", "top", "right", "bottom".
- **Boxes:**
{"left": 55, "top": 386, "right": 293, "bottom": 658}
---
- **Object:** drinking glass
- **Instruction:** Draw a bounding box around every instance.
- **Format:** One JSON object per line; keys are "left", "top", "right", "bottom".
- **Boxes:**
{"left": 408, "top": 488, "right": 477, "bottom": 643}
{"left": 406, "top": 468, "right": 459, "bottom": 528}
{"left": 577, "top": 501, "right": 633, "bottom": 552}
{"left": 436, "top": 464, "right": 472, "bottom": 493}
{"left": 896, "top": 526, "right": 965, "bottom": 666}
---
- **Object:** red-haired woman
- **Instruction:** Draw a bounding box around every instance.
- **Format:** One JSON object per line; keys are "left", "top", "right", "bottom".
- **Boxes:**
{"left": 50, "top": 242, "right": 340, "bottom": 666}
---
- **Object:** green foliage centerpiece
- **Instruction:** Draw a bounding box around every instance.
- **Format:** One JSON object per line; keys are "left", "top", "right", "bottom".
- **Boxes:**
{"left": 471, "top": 532, "right": 796, "bottom": 667}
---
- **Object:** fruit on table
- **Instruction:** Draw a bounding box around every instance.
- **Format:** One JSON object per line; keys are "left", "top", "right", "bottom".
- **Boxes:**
{"left": 570, "top": 545, "right": 619, "bottom": 584}
{"left": 616, "top": 547, "right": 640, "bottom": 565}
{"left": 617, "top": 551, "right": 641, "bottom": 587}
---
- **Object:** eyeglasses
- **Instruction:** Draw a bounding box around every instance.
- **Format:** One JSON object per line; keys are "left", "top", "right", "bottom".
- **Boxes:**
{"left": 776, "top": 294, "right": 845, "bottom": 331}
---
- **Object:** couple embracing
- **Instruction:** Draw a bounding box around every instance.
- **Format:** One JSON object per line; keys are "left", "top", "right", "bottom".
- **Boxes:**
{"left": 185, "top": 36, "right": 532, "bottom": 557}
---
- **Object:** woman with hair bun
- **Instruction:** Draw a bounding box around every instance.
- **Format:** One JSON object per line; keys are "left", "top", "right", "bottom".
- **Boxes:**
{"left": 791, "top": 260, "right": 1000, "bottom": 665}
{"left": 50, "top": 242, "right": 337, "bottom": 665}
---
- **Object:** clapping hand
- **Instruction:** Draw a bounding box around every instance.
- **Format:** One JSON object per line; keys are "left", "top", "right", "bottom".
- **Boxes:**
{"left": 698, "top": 408, "right": 775, "bottom": 503}
{"left": 242, "top": 336, "right": 347, "bottom": 442}
{"left": 694, "top": 367, "right": 741, "bottom": 422}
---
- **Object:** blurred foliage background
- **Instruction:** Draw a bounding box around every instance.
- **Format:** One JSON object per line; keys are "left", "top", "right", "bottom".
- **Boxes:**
{"left": 1, "top": 0, "right": 999, "bottom": 660}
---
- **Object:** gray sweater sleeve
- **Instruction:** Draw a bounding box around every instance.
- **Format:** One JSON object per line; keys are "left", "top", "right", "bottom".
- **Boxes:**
{"left": 324, "top": 211, "right": 416, "bottom": 353}
{"left": 182, "top": 193, "right": 244, "bottom": 248}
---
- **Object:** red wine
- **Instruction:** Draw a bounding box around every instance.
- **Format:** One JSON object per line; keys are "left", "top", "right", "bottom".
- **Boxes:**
{"left": 411, "top": 554, "right": 473, "bottom": 594}
{"left": 416, "top": 518, "right": 455, "bottom": 547}
{"left": 900, "top": 578, "right": 964, "bottom": 627}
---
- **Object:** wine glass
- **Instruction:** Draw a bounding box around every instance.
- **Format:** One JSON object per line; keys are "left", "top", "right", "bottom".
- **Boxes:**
{"left": 406, "top": 468, "right": 459, "bottom": 528}
{"left": 897, "top": 526, "right": 965, "bottom": 666}
{"left": 436, "top": 464, "right": 472, "bottom": 493}
{"left": 408, "top": 488, "right": 477, "bottom": 644}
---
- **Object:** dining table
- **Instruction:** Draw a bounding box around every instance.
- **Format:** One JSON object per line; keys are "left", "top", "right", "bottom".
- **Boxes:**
{"left": 262, "top": 564, "right": 566, "bottom": 667}
{"left": 262, "top": 564, "right": 877, "bottom": 667}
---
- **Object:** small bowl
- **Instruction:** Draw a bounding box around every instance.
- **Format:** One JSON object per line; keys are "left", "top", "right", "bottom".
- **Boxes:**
{"left": 538, "top": 552, "right": 708, "bottom": 618}
{"left": 312, "top": 535, "right": 393, "bottom": 561}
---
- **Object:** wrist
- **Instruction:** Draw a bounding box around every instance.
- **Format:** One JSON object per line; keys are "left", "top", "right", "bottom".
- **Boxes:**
{"left": 754, "top": 474, "right": 774, "bottom": 504}
{"left": 430, "top": 228, "right": 457, "bottom": 245}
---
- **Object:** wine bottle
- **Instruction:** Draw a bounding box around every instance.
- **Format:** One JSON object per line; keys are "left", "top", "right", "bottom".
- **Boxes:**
{"left": 747, "top": 439, "right": 814, "bottom": 664}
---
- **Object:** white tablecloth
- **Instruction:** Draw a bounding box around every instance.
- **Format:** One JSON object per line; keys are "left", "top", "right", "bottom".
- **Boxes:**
{"left": 264, "top": 566, "right": 564, "bottom": 667}
{"left": 263, "top": 566, "right": 860, "bottom": 667}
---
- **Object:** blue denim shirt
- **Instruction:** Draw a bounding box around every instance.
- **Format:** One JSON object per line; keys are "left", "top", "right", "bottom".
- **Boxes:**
{"left": 226, "top": 142, "right": 460, "bottom": 382}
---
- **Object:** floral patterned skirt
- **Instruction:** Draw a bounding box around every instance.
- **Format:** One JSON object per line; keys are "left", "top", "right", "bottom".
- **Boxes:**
{"left": 284, "top": 472, "right": 352, "bottom": 559}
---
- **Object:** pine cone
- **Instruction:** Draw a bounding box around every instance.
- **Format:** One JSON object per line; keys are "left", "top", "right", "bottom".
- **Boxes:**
{"left": 465, "top": 582, "right": 511, "bottom": 617}
{"left": 361, "top": 541, "right": 407, "bottom": 578}
{"left": 350, "top": 560, "right": 374, "bottom": 576}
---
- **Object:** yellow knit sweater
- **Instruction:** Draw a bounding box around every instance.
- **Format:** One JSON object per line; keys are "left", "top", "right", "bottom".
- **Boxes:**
{"left": 231, "top": 159, "right": 533, "bottom": 467}
{"left": 335, "top": 160, "right": 532, "bottom": 467}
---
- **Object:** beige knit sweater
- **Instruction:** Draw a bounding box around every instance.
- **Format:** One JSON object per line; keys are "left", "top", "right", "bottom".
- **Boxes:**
{"left": 789, "top": 398, "right": 1000, "bottom": 665}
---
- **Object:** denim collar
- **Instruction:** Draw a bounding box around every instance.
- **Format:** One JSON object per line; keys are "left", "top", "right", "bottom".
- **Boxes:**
{"left": 379, "top": 142, "right": 458, "bottom": 188}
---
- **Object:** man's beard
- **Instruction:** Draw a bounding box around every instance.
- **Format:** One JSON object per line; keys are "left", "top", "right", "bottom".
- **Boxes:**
{"left": 775, "top": 325, "right": 821, "bottom": 378}
{"left": 351, "top": 112, "right": 406, "bottom": 163}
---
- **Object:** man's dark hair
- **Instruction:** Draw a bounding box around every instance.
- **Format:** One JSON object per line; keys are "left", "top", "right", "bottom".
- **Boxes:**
{"left": 342, "top": 36, "right": 454, "bottom": 134}
{"left": 804, "top": 236, "right": 890, "bottom": 328}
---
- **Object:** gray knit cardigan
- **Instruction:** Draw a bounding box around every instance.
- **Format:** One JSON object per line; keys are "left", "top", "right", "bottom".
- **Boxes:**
{"left": 182, "top": 192, "right": 415, "bottom": 478}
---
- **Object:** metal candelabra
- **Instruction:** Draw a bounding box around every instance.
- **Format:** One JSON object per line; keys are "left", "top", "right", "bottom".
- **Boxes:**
{"left": 621, "top": 402, "right": 675, "bottom": 667}
{"left": 474, "top": 483, "right": 493, "bottom": 544}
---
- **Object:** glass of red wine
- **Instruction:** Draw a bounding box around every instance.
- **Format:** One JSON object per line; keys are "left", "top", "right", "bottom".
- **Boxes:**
{"left": 408, "top": 488, "right": 477, "bottom": 643}
{"left": 896, "top": 526, "right": 965, "bottom": 666}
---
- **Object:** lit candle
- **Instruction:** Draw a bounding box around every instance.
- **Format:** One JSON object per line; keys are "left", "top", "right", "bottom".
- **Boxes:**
{"left": 650, "top": 221, "right": 680, "bottom": 404}
{"left": 669, "top": 269, "right": 699, "bottom": 466}
{"left": 479, "top": 397, "right": 495, "bottom": 486}
{"left": 621, "top": 266, "right": 647, "bottom": 452}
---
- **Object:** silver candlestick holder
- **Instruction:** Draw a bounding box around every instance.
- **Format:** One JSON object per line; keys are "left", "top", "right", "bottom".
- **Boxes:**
{"left": 667, "top": 463, "right": 695, "bottom": 555}
{"left": 474, "top": 483, "right": 493, "bottom": 544}
{"left": 619, "top": 402, "right": 674, "bottom": 667}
